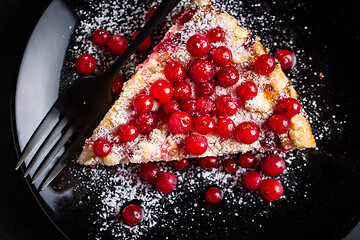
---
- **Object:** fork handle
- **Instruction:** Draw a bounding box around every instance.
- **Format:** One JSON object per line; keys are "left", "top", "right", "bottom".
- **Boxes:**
{"left": 107, "top": 0, "right": 182, "bottom": 77}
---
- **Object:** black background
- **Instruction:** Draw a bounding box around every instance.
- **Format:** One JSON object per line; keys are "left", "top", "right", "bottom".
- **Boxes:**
{"left": 1, "top": 0, "right": 360, "bottom": 239}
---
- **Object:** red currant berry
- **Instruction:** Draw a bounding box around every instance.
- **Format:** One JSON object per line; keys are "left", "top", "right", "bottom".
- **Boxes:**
{"left": 254, "top": 54, "right": 275, "bottom": 75}
{"left": 194, "top": 115, "right": 215, "bottom": 135}
{"left": 112, "top": 76, "right": 124, "bottom": 96}
{"left": 149, "top": 79, "right": 173, "bottom": 103}
{"left": 188, "top": 58, "right": 215, "bottom": 83}
{"left": 211, "top": 46, "right": 232, "bottom": 67}
{"left": 140, "top": 162, "right": 160, "bottom": 182}
{"left": 277, "top": 98, "right": 301, "bottom": 118}
{"left": 268, "top": 114, "right": 290, "bottom": 134}
{"left": 223, "top": 158, "right": 238, "bottom": 174}
{"left": 236, "top": 81, "right": 258, "bottom": 101}
{"left": 185, "top": 134, "right": 208, "bottom": 155}
{"left": 122, "top": 204, "right": 143, "bottom": 225}
{"left": 180, "top": 99, "right": 196, "bottom": 116}
{"left": 168, "top": 111, "right": 192, "bottom": 134}
{"left": 217, "top": 66, "right": 239, "bottom": 87}
{"left": 215, "top": 95, "right": 239, "bottom": 117}
{"left": 198, "top": 156, "right": 219, "bottom": 170}
{"left": 135, "top": 113, "right": 156, "bottom": 134}
{"left": 195, "top": 96, "right": 214, "bottom": 115}
{"left": 215, "top": 118, "right": 235, "bottom": 138}
{"left": 132, "top": 31, "right": 152, "bottom": 51}
{"left": 93, "top": 138, "right": 112, "bottom": 157}
{"left": 274, "top": 49, "right": 295, "bottom": 70}
{"left": 164, "top": 61, "right": 185, "bottom": 83}
{"left": 118, "top": 123, "right": 138, "bottom": 142}
{"left": 107, "top": 35, "right": 128, "bottom": 55}
{"left": 207, "top": 27, "right": 224, "bottom": 42}
{"left": 238, "top": 152, "right": 255, "bottom": 168}
{"left": 170, "top": 159, "right": 189, "bottom": 170}
{"left": 145, "top": 5, "right": 165, "bottom": 24}
{"left": 162, "top": 100, "right": 179, "bottom": 116}
{"left": 155, "top": 172, "right": 177, "bottom": 193}
{"left": 260, "top": 179, "right": 283, "bottom": 201}
{"left": 198, "top": 81, "right": 215, "bottom": 96}
{"left": 173, "top": 82, "right": 192, "bottom": 100}
{"left": 235, "top": 122, "right": 259, "bottom": 144}
{"left": 261, "top": 154, "right": 286, "bottom": 176}
{"left": 242, "top": 171, "right": 262, "bottom": 191}
{"left": 76, "top": 53, "right": 96, "bottom": 75}
{"left": 186, "top": 34, "right": 210, "bottom": 57}
{"left": 205, "top": 187, "right": 223, "bottom": 203}
{"left": 133, "top": 94, "right": 153, "bottom": 114}
{"left": 92, "top": 29, "right": 110, "bottom": 46}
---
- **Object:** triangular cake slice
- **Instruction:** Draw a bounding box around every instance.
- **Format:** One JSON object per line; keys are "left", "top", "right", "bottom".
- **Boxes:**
{"left": 78, "top": 0, "right": 316, "bottom": 166}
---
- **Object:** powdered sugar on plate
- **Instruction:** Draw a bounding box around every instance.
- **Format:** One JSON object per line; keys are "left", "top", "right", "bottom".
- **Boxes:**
{"left": 56, "top": 0, "right": 344, "bottom": 239}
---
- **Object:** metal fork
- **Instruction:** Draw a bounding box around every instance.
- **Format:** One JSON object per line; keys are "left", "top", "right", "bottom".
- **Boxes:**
{"left": 15, "top": 0, "right": 181, "bottom": 191}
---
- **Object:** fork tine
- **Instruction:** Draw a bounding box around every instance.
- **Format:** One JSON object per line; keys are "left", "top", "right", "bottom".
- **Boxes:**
{"left": 16, "top": 102, "right": 61, "bottom": 170}
{"left": 39, "top": 129, "right": 90, "bottom": 191}
{"left": 31, "top": 121, "right": 80, "bottom": 184}
{"left": 23, "top": 114, "right": 70, "bottom": 177}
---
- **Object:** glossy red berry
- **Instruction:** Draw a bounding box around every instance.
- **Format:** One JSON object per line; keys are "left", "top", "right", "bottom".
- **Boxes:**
{"left": 215, "top": 118, "right": 235, "bottom": 138}
{"left": 132, "top": 31, "right": 152, "bottom": 51}
{"left": 211, "top": 46, "right": 232, "bottom": 67}
{"left": 205, "top": 187, "right": 223, "bottom": 203}
{"left": 223, "top": 158, "right": 238, "bottom": 174}
{"left": 261, "top": 154, "right": 286, "bottom": 176}
{"left": 198, "top": 156, "right": 219, "bottom": 170}
{"left": 107, "top": 35, "right": 128, "bottom": 55}
{"left": 254, "top": 54, "right": 275, "bottom": 75}
{"left": 140, "top": 162, "right": 160, "bottom": 182}
{"left": 164, "top": 61, "right": 185, "bottom": 83}
{"left": 122, "top": 204, "right": 143, "bottom": 225}
{"left": 111, "top": 76, "right": 124, "bottom": 96}
{"left": 194, "top": 115, "right": 215, "bottom": 135}
{"left": 162, "top": 100, "right": 179, "bottom": 116}
{"left": 238, "top": 152, "right": 255, "bottom": 168}
{"left": 135, "top": 113, "right": 156, "bottom": 133}
{"left": 145, "top": 5, "right": 165, "bottom": 24}
{"left": 170, "top": 159, "right": 189, "bottom": 170}
{"left": 93, "top": 138, "right": 112, "bottom": 157}
{"left": 185, "top": 134, "right": 208, "bottom": 155}
{"left": 76, "top": 53, "right": 96, "bottom": 75}
{"left": 155, "top": 172, "right": 177, "bottom": 193}
{"left": 277, "top": 98, "right": 301, "bottom": 118}
{"left": 173, "top": 82, "right": 192, "bottom": 100}
{"left": 188, "top": 58, "right": 215, "bottom": 83}
{"left": 215, "top": 95, "right": 239, "bottom": 117}
{"left": 268, "top": 114, "right": 290, "bottom": 134}
{"left": 186, "top": 34, "right": 210, "bottom": 57}
{"left": 149, "top": 79, "right": 173, "bottom": 103}
{"left": 198, "top": 81, "right": 215, "bottom": 96}
{"left": 92, "top": 29, "right": 110, "bottom": 46}
{"left": 274, "top": 49, "right": 295, "bottom": 70}
{"left": 217, "top": 66, "right": 239, "bottom": 87}
{"left": 168, "top": 111, "right": 192, "bottom": 134}
{"left": 235, "top": 122, "right": 259, "bottom": 144}
{"left": 207, "top": 27, "right": 224, "bottom": 42}
{"left": 180, "top": 99, "right": 196, "bottom": 116}
{"left": 195, "top": 96, "right": 214, "bottom": 115}
{"left": 260, "top": 179, "right": 284, "bottom": 201}
{"left": 242, "top": 171, "right": 262, "bottom": 191}
{"left": 118, "top": 123, "right": 138, "bottom": 142}
{"left": 236, "top": 81, "right": 258, "bottom": 100}
{"left": 133, "top": 94, "right": 153, "bottom": 113}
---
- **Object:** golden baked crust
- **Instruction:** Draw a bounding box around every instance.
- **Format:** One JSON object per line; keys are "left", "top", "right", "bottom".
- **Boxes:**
{"left": 78, "top": 0, "right": 315, "bottom": 166}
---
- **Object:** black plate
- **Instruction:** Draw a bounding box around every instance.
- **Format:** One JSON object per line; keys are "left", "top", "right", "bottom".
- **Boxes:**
{"left": 11, "top": 0, "right": 360, "bottom": 239}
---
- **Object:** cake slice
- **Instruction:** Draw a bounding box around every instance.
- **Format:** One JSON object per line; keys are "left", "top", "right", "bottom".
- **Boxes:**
{"left": 77, "top": 0, "right": 316, "bottom": 166}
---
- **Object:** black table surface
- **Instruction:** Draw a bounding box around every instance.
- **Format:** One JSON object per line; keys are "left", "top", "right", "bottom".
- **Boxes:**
{"left": 1, "top": 0, "right": 360, "bottom": 239}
